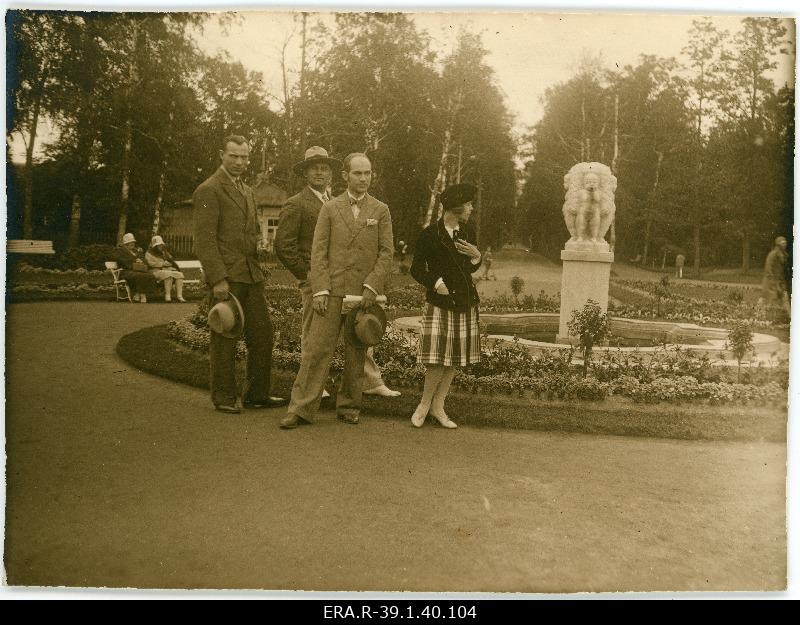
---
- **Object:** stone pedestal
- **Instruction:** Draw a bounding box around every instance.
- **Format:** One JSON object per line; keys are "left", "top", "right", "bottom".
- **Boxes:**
{"left": 557, "top": 248, "right": 614, "bottom": 343}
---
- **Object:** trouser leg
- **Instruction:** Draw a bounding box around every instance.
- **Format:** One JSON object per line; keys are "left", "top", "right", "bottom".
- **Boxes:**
{"left": 362, "top": 347, "right": 384, "bottom": 390}
{"left": 209, "top": 289, "right": 238, "bottom": 407}
{"left": 237, "top": 281, "right": 274, "bottom": 403}
{"left": 299, "top": 281, "right": 314, "bottom": 352}
{"left": 337, "top": 333, "right": 366, "bottom": 418}
{"left": 288, "top": 296, "right": 343, "bottom": 421}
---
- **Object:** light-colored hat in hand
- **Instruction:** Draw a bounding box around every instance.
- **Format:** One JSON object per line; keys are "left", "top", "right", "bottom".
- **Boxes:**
{"left": 122, "top": 233, "right": 137, "bottom": 245}
{"left": 150, "top": 235, "right": 165, "bottom": 247}
{"left": 293, "top": 146, "right": 342, "bottom": 176}
{"left": 344, "top": 303, "right": 387, "bottom": 348}
{"left": 208, "top": 292, "right": 245, "bottom": 339}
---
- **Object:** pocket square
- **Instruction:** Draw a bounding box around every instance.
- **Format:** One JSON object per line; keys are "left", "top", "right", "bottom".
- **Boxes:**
{"left": 366, "top": 218, "right": 378, "bottom": 226}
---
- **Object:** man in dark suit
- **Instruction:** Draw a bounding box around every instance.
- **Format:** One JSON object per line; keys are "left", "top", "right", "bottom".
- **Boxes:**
{"left": 276, "top": 146, "right": 400, "bottom": 400}
{"left": 280, "top": 153, "right": 394, "bottom": 429}
{"left": 193, "top": 135, "right": 288, "bottom": 414}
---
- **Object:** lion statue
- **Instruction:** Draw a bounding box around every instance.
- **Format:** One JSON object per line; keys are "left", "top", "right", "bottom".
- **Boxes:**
{"left": 562, "top": 162, "right": 617, "bottom": 250}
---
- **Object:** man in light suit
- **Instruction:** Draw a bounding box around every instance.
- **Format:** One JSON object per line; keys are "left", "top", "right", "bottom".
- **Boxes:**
{"left": 193, "top": 135, "right": 288, "bottom": 414}
{"left": 275, "top": 146, "right": 400, "bottom": 400}
{"left": 280, "top": 153, "right": 394, "bottom": 428}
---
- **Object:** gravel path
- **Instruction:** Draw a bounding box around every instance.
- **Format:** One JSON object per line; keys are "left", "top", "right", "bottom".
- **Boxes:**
{"left": 4, "top": 302, "right": 786, "bottom": 591}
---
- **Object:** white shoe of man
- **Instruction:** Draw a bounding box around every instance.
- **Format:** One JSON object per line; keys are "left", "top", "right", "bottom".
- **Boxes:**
{"left": 363, "top": 384, "right": 401, "bottom": 397}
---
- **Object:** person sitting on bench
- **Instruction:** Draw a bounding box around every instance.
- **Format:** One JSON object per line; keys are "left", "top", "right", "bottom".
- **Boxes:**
{"left": 146, "top": 235, "right": 186, "bottom": 302}
{"left": 115, "top": 233, "right": 156, "bottom": 303}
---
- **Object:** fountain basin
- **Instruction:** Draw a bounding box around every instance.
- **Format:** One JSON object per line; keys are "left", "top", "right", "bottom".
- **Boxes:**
{"left": 392, "top": 313, "right": 785, "bottom": 363}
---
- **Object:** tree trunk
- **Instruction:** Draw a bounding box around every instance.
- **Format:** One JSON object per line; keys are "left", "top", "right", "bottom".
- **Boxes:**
{"left": 475, "top": 167, "right": 483, "bottom": 245}
{"left": 68, "top": 194, "right": 82, "bottom": 248}
{"left": 117, "top": 21, "right": 140, "bottom": 244}
{"left": 580, "top": 87, "right": 587, "bottom": 161}
{"left": 742, "top": 230, "right": 751, "bottom": 273}
{"left": 642, "top": 150, "right": 664, "bottom": 266}
{"left": 609, "top": 94, "right": 619, "bottom": 252}
{"left": 22, "top": 68, "right": 48, "bottom": 240}
{"left": 422, "top": 126, "right": 451, "bottom": 228}
{"left": 151, "top": 99, "right": 175, "bottom": 237}
{"left": 692, "top": 224, "right": 701, "bottom": 277}
{"left": 642, "top": 219, "right": 652, "bottom": 266}
{"left": 151, "top": 168, "right": 166, "bottom": 238}
{"left": 67, "top": 122, "right": 94, "bottom": 249}
{"left": 117, "top": 117, "right": 134, "bottom": 243}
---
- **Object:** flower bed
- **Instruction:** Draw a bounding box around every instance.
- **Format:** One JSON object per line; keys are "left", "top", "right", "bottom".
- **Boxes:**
{"left": 609, "top": 280, "right": 789, "bottom": 329}
{"left": 117, "top": 324, "right": 787, "bottom": 442}
{"left": 167, "top": 297, "right": 788, "bottom": 407}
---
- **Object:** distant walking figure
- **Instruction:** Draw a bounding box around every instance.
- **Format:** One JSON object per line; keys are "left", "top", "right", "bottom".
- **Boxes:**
{"left": 759, "top": 236, "right": 790, "bottom": 314}
{"left": 481, "top": 246, "right": 497, "bottom": 280}
{"left": 675, "top": 253, "right": 685, "bottom": 279}
{"left": 409, "top": 183, "right": 482, "bottom": 430}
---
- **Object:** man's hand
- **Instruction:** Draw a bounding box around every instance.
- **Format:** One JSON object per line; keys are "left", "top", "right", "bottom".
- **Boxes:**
{"left": 313, "top": 294, "right": 329, "bottom": 315}
{"left": 212, "top": 278, "right": 230, "bottom": 302}
{"left": 455, "top": 239, "right": 481, "bottom": 261}
{"left": 361, "top": 287, "right": 377, "bottom": 310}
{"left": 435, "top": 280, "right": 450, "bottom": 295}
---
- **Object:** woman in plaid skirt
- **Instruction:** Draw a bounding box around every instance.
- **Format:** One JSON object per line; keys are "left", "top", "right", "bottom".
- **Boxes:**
{"left": 409, "top": 183, "right": 483, "bottom": 429}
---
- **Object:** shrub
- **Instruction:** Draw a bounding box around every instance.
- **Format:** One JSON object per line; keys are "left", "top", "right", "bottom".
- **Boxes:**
{"left": 567, "top": 299, "right": 611, "bottom": 377}
{"left": 59, "top": 244, "right": 122, "bottom": 271}
{"left": 574, "top": 377, "right": 609, "bottom": 400}
{"left": 726, "top": 321, "right": 754, "bottom": 383}
{"left": 651, "top": 275, "right": 672, "bottom": 316}
{"left": 726, "top": 289, "right": 746, "bottom": 305}
{"left": 592, "top": 345, "right": 716, "bottom": 384}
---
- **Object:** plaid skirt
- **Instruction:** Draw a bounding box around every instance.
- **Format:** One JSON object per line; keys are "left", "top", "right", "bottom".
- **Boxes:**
{"left": 417, "top": 304, "right": 481, "bottom": 367}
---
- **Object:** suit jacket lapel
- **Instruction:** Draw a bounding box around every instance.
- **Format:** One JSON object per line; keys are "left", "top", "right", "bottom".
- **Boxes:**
{"left": 336, "top": 193, "right": 357, "bottom": 233}
{"left": 438, "top": 218, "right": 457, "bottom": 253}
{"left": 216, "top": 168, "right": 247, "bottom": 215}
{"left": 303, "top": 186, "right": 324, "bottom": 211}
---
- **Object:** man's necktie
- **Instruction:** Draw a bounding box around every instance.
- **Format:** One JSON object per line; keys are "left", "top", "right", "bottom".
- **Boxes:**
{"left": 453, "top": 229, "right": 460, "bottom": 241}
{"left": 350, "top": 197, "right": 360, "bottom": 220}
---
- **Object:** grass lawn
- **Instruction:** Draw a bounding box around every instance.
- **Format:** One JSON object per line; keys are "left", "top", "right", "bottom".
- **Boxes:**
{"left": 117, "top": 323, "right": 787, "bottom": 444}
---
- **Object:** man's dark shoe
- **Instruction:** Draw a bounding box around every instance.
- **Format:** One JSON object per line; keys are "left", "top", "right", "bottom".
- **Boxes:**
{"left": 337, "top": 413, "right": 359, "bottom": 425}
{"left": 243, "top": 397, "right": 289, "bottom": 409}
{"left": 215, "top": 404, "right": 241, "bottom": 414}
{"left": 280, "top": 414, "right": 310, "bottom": 429}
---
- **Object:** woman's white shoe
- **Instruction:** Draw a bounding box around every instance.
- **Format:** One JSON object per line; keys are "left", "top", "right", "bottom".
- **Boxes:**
{"left": 410, "top": 407, "right": 427, "bottom": 428}
{"left": 431, "top": 412, "right": 457, "bottom": 429}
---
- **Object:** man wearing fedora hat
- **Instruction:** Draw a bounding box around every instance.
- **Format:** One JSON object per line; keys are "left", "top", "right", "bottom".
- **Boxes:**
{"left": 280, "top": 152, "right": 394, "bottom": 429}
{"left": 193, "top": 135, "right": 288, "bottom": 414}
{"left": 276, "top": 146, "right": 400, "bottom": 403}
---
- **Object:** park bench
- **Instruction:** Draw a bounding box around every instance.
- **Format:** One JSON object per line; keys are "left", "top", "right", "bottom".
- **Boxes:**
{"left": 174, "top": 259, "right": 204, "bottom": 285}
{"left": 7, "top": 239, "right": 55, "bottom": 255}
{"left": 105, "top": 259, "right": 204, "bottom": 302}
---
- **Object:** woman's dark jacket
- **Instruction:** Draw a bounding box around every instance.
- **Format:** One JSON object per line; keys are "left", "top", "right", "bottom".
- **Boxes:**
{"left": 410, "top": 219, "right": 482, "bottom": 313}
